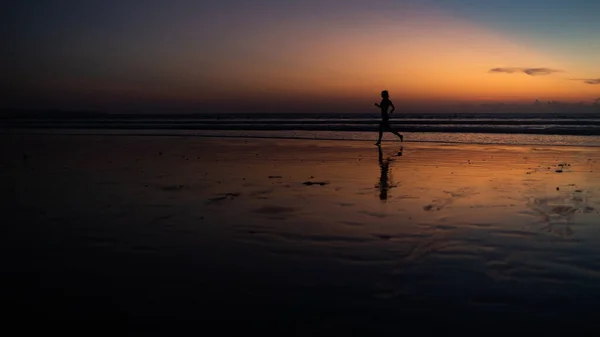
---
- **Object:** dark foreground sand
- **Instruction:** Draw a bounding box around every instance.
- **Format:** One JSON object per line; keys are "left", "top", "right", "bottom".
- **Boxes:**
{"left": 2, "top": 134, "right": 600, "bottom": 334}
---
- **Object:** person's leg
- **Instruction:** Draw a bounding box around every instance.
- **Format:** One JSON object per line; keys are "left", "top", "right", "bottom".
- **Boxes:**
{"left": 390, "top": 128, "right": 403, "bottom": 142}
{"left": 384, "top": 121, "right": 403, "bottom": 142}
{"left": 375, "top": 123, "right": 383, "bottom": 145}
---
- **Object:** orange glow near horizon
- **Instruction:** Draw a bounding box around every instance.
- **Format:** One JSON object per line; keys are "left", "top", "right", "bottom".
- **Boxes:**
{"left": 187, "top": 5, "right": 598, "bottom": 105}
{"left": 26, "top": 4, "right": 598, "bottom": 110}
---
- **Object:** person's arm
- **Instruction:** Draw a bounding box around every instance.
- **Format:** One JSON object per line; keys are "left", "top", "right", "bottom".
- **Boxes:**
{"left": 389, "top": 101, "right": 395, "bottom": 113}
{"left": 374, "top": 103, "right": 381, "bottom": 108}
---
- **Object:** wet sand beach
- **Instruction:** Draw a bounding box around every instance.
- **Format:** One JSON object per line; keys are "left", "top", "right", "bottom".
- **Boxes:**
{"left": 3, "top": 134, "right": 600, "bottom": 334}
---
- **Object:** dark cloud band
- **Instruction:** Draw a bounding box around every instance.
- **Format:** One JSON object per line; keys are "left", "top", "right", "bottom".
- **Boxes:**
{"left": 570, "top": 78, "right": 600, "bottom": 84}
{"left": 489, "top": 67, "right": 562, "bottom": 76}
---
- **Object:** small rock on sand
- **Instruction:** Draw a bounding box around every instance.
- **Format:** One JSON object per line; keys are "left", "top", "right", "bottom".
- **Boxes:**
{"left": 303, "top": 181, "right": 328, "bottom": 186}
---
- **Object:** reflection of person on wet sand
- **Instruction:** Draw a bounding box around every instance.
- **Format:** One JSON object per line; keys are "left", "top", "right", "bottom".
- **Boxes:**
{"left": 377, "top": 146, "right": 391, "bottom": 201}
{"left": 377, "top": 146, "right": 402, "bottom": 201}
{"left": 374, "top": 90, "right": 403, "bottom": 145}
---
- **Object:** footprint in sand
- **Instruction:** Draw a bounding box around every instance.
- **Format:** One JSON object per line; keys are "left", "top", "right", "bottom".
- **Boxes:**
{"left": 359, "top": 210, "right": 387, "bottom": 218}
{"left": 161, "top": 184, "right": 185, "bottom": 191}
{"left": 206, "top": 192, "right": 241, "bottom": 204}
{"left": 527, "top": 191, "right": 597, "bottom": 237}
{"left": 253, "top": 205, "right": 296, "bottom": 214}
{"left": 423, "top": 187, "right": 477, "bottom": 212}
{"left": 303, "top": 181, "right": 329, "bottom": 186}
{"left": 249, "top": 189, "right": 274, "bottom": 199}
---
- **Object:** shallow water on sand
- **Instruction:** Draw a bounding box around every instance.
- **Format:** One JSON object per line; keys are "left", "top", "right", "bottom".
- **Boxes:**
{"left": 9, "top": 128, "right": 600, "bottom": 146}
{"left": 3, "top": 135, "right": 600, "bottom": 333}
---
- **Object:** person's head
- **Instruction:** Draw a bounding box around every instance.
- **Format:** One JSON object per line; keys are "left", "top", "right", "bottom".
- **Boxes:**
{"left": 381, "top": 90, "right": 389, "bottom": 98}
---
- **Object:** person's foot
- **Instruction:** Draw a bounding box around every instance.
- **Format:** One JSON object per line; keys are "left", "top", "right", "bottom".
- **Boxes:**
{"left": 374, "top": 142, "right": 381, "bottom": 146}
{"left": 399, "top": 135, "right": 404, "bottom": 142}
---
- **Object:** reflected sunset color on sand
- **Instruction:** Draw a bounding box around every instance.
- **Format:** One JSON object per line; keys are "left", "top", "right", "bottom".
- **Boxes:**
{"left": 4, "top": 134, "right": 600, "bottom": 332}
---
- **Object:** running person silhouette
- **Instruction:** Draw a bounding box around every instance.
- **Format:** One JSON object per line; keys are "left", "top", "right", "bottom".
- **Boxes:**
{"left": 374, "top": 90, "right": 403, "bottom": 145}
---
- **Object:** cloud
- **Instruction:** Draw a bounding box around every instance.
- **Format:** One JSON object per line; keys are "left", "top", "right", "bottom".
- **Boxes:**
{"left": 489, "top": 67, "right": 520, "bottom": 74}
{"left": 570, "top": 78, "right": 600, "bottom": 84}
{"left": 489, "top": 67, "right": 562, "bottom": 76}
{"left": 523, "top": 68, "right": 561, "bottom": 76}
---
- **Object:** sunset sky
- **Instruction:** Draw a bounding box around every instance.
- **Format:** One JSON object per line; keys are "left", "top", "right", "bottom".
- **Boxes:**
{"left": 2, "top": 0, "right": 599, "bottom": 113}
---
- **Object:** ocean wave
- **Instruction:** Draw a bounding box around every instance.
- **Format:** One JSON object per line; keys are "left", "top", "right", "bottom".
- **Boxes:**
{"left": 6, "top": 129, "right": 600, "bottom": 147}
{"left": 4, "top": 121, "right": 600, "bottom": 136}
{"left": 4, "top": 111, "right": 600, "bottom": 137}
